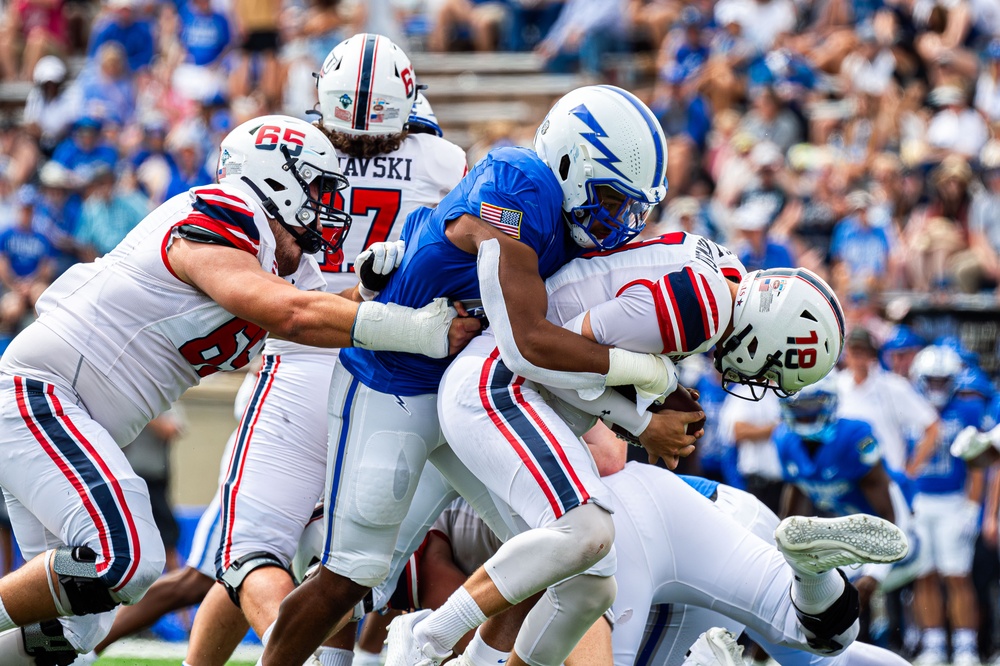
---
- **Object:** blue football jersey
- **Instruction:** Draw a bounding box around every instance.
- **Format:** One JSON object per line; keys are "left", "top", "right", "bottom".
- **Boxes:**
{"left": 910, "top": 398, "right": 985, "bottom": 495}
{"left": 774, "top": 419, "right": 884, "bottom": 516}
{"left": 678, "top": 474, "right": 721, "bottom": 501}
{"left": 339, "top": 147, "right": 578, "bottom": 396}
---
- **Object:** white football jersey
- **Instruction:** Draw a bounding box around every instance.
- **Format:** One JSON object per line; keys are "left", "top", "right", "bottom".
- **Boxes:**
{"left": 20, "top": 184, "right": 277, "bottom": 423}
{"left": 314, "top": 132, "right": 467, "bottom": 292}
{"left": 544, "top": 233, "right": 744, "bottom": 358}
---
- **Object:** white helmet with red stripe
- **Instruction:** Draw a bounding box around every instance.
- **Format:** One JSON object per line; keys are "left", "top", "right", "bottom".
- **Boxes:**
{"left": 217, "top": 115, "right": 351, "bottom": 254}
{"left": 317, "top": 33, "right": 417, "bottom": 137}
{"left": 715, "top": 267, "right": 845, "bottom": 400}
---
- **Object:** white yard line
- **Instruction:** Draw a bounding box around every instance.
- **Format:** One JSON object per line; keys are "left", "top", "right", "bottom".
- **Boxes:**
{"left": 100, "top": 638, "right": 262, "bottom": 660}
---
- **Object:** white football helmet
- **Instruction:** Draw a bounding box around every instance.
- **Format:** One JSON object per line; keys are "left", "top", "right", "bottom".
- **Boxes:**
{"left": 317, "top": 33, "right": 417, "bottom": 137}
{"left": 407, "top": 92, "right": 442, "bottom": 137}
{"left": 716, "top": 268, "right": 845, "bottom": 400}
{"left": 910, "top": 345, "right": 964, "bottom": 408}
{"left": 217, "top": 115, "right": 351, "bottom": 254}
{"left": 534, "top": 85, "right": 668, "bottom": 250}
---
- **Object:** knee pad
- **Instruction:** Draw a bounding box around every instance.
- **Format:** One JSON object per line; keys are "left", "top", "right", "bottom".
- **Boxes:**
{"left": 794, "top": 570, "right": 860, "bottom": 655}
{"left": 563, "top": 503, "right": 616, "bottom": 572}
{"left": 21, "top": 621, "right": 78, "bottom": 666}
{"left": 219, "top": 551, "right": 289, "bottom": 607}
{"left": 50, "top": 547, "right": 117, "bottom": 617}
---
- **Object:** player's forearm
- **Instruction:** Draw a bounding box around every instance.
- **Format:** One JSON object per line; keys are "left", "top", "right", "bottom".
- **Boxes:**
{"left": 264, "top": 289, "right": 359, "bottom": 348}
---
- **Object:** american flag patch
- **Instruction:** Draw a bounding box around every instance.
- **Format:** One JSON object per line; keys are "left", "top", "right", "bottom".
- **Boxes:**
{"left": 480, "top": 202, "right": 523, "bottom": 239}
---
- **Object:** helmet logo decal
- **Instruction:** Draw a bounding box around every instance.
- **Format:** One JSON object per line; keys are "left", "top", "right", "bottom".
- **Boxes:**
{"left": 339, "top": 94, "right": 352, "bottom": 109}
{"left": 568, "top": 104, "right": 629, "bottom": 181}
{"left": 253, "top": 125, "right": 305, "bottom": 158}
{"left": 758, "top": 277, "right": 785, "bottom": 312}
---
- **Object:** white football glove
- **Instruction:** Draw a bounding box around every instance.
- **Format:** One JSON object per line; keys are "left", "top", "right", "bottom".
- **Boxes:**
{"left": 356, "top": 239, "right": 405, "bottom": 301}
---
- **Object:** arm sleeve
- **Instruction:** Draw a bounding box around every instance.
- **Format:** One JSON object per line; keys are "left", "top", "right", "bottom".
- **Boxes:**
{"left": 174, "top": 189, "right": 263, "bottom": 256}
{"left": 586, "top": 268, "right": 724, "bottom": 356}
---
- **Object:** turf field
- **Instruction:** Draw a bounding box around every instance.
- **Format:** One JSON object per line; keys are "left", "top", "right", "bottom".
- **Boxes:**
{"left": 96, "top": 638, "right": 261, "bottom": 664}
{"left": 97, "top": 660, "right": 255, "bottom": 666}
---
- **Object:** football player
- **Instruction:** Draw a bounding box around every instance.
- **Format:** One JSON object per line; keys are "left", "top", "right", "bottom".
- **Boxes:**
{"left": 394, "top": 229, "right": 850, "bottom": 666}
{"left": 907, "top": 346, "right": 985, "bottom": 666}
{"left": 181, "top": 34, "right": 471, "bottom": 666}
{"left": 775, "top": 375, "right": 917, "bottom": 603}
{"left": 0, "top": 114, "right": 477, "bottom": 665}
{"left": 259, "top": 84, "right": 699, "bottom": 665}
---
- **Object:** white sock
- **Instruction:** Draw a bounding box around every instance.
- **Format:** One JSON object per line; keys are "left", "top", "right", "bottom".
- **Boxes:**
{"left": 921, "top": 627, "right": 946, "bottom": 654}
{"left": 413, "top": 587, "right": 487, "bottom": 656}
{"left": 462, "top": 627, "right": 510, "bottom": 665}
{"left": 317, "top": 646, "right": 354, "bottom": 666}
{"left": 790, "top": 570, "right": 846, "bottom": 614}
{"left": 953, "top": 628, "right": 977, "bottom": 656}
{"left": 260, "top": 622, "right": 275, "bottom": 647}
{"left": 0, "top": 594, "right": 16, "bottom": 633}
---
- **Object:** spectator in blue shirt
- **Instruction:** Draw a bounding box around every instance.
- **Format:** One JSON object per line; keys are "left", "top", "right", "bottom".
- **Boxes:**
{"left": 830, "top": 190, "right": 892, "bottom": 294}
{"left": 35, "top": 161, "right": 84, "bottom": 274}
{"left": 75, "top": 166, "right": 149, "bottom": 260}
{"left": 79, "top": 42, "right": 136, "bottom": 126}
{"left": 51, "top": 117, "right": 119, "bottom": 178}
{"left": 0, "top": 187, "right": 55, "bottom": 330}
{"left": 179, "top": 0, "right": 231, "bottom": 66}
{"left": 733, "top": 201, "right": 796, "bottom": 271}
{"left": 88, "top": 0, "right": 154, "bottom": 73}
{"left": 651, "top": 65, "right": 712, "bottom": 151}
{"left": 163, "top": 128, "right": 212, "bottom": 200}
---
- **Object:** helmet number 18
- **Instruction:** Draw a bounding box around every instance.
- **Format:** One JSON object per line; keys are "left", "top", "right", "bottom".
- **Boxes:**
{"left": 785, "top": 330, "right": 818, "bottom": 369}
{"left": 254, "top": 125, "right": 306, "bottom": 158}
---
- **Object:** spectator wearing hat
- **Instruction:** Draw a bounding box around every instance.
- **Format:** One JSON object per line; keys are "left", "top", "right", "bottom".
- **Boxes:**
{"left": 0, "top": 0, "right": 67, "bottom": 82}
{"left": 79, "top": 41, "right": 137, "bottom": 127}
{"left": 74, "top": 166, "right": 149, "bottom": 261}
{"left": 837, "top": 326, "right": 940, "bottom": 474}
{"left": 35, "top": 161, "right": 83, "bottom": 274}
{"left": 0, "top": 186, "right": 55, "bottom": 329}
{"left": 974, "top": 39, "right": 1000, "bottom": 122}
{"left": 22, "top": 56, "right": 80, "bottom": 154}
{"left": 732, "top": 200, "right": 795, "bottom": 272}
{"left": 88, "top": 0, "right": 154, "bottom": 73}
{"left": 830, "top": 189, "right": 893, "bottom": 294}
{"left": 51, "top": 116, "right": 119, "bottom": 177}
{"left": 926, "top": 84, "right": 989, "bottom": 159}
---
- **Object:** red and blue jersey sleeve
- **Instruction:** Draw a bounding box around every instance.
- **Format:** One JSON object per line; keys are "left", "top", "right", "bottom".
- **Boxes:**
{"left": 176, "top": 187, "right": 262, "bottom": 256}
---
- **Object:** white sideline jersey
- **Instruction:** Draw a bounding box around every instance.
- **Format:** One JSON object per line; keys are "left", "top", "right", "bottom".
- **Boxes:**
{"left": 315, "top": 132, "right": 468, "bottom": 292}
{"left": 545, "top": 233, "right": 744, "bottom": 357}
{"left": 1, "top": 185, "right": 277, "bottom": 432}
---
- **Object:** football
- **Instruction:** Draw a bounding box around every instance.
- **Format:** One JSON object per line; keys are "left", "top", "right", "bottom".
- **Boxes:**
{"left": 613, "top": 385, "right": 705, "bottom": 436}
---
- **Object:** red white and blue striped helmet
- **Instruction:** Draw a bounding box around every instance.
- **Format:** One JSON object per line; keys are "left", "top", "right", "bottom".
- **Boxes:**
{"left": 317, "top": 33, "right": 417, "bottom": 137}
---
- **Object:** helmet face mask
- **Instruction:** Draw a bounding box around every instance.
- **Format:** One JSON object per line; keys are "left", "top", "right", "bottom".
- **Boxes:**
{"left": 568, "top": 181, "right": 651, "bottom": 249}
{"left": 218, "top": 115, "right": 352, "bottom": 255}
{"left": 534, "top": 85, "right": 668, "bottom": 251}
{"left": 715, "top": 268, "right": 845, "bottom": 401}
{"left": 780, "top": 378, "right": 838, "bottom": 440}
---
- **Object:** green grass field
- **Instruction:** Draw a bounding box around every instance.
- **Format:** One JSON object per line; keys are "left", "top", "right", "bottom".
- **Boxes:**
{"left": 97, "top": 657, "right": 254, "bottom": 666}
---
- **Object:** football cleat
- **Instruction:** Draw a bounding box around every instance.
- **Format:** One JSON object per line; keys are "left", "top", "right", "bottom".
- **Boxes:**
{"left": 384, "top": 609, "right": 449, "bottom": 666}
{"left": 682, "top": 627, "right": 745, "bottom": 666}
{"left": 774, "top": 514, "right": 908, "bottom": 575}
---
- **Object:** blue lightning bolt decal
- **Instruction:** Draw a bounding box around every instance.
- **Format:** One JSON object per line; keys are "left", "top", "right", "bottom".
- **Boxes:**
{"left": 569, "top": 104, "right": 629, "bottom": 181}
{"left": 394, "top": 395, "right": 411, "bottom": 416}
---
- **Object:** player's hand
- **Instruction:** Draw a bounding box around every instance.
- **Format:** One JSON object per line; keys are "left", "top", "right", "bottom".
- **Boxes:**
{"left": 638, "top": 409, "right": 704, "bottom": 470}
{"left": 356, "top": 239, "right": 405, "bottom": 299}
{"left": 447, "top": 300, "right": 482, "bottom": 356}
{"left": 855, "top": 576, "right": 878, "bottom": 607}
